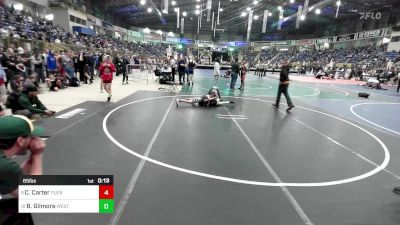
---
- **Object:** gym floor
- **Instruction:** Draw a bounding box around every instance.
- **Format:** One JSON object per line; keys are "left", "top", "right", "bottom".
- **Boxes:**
{"left": 32, "top": 70, "right": 400, "bottom": 225}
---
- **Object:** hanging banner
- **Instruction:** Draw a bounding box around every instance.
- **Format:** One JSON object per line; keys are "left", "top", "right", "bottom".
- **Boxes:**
{"left": 197, "top": 40, "right": 214, "bottom": 45}
{"left": 277, "top": 10, "right": 283, "bottom": 31}
{"left": 273, "top": 40, "right": 293, "bottom": 46}
{"left": 207, "top": 0, "right": 212, "bottom": 22}
{"left": 180, "top": 18, "right": 184, "bottom": 34}
{"left": 217, "top": 1, "right": 221, "bottom": 25}
{"left": 235, "top": 41, "right": 251, "bottom": 47}
{"left": 303, "top": 0, "right": 309, "bottom": 18}
{"left": 296, "top": 5, "right": 303, "bottom": 29}
{"left": 163, "top": 0, "right": 169, "bottom": 14}
{"left": 316, "top": 37, "right": 334, "bottom": 44}
{"left": 247, "top": 11, "right": 254, "bottom": 42}
{"left": 253, "top": 41, "right": 272, "bottom": 47}
{"left": 177, "top": 8, "right": 180, "bottom": 28}
{"left": 335, "top": 33, "right": 356, "bottom": 42}
{"left": 293, "top": 39, "right": 315, "bottom": 45}
{"left": 179, "top": 38, "right": 195, "bottom": 44}
{"left": 262, "top": 10, "right": 269, "bottom": 33}
{"left": 356, "top": 29, "right": 384, "bottom": 40}
{"left": 166, "top": 37, "right": 179, "bottom": 43}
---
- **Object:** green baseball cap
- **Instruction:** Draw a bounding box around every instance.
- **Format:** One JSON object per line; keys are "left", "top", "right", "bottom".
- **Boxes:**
{"left": 0, "top": 115, "right": 45, "bottom": 140}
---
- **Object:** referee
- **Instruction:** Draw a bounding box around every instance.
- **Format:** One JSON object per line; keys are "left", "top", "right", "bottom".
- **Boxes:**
{"left": 273, "top": 60, "right": 295, "bottom": 112}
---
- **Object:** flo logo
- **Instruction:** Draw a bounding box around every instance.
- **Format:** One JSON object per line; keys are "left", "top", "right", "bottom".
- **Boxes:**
{"left": 360, "top": 12, "right": 382, "bottom": 20}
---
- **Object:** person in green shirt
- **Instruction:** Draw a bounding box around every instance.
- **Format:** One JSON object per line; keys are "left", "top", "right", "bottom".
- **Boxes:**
{"left": 15, "top": 86, "right": 55, "bottom": 119}
{"left": 0, "top": 115, "right": 45, "bottom": 197}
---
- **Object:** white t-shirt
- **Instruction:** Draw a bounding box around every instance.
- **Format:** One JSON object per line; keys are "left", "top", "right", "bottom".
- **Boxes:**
{"left": 214, "top": 62, "right": 221, "bottom": 76}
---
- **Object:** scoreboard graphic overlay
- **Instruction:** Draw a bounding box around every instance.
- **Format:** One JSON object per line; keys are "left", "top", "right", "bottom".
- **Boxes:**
{"left": 18, "top": 175, "right": 114, "bottom": 213}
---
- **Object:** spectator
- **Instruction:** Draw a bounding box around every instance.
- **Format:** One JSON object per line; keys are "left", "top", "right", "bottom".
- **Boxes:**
{"left": 121, "top": 55, "right": 129, "bottom": 85}
{"left": 6, "top": 48, "right": 25, "bottom": 81}
{"left": 0, "top": 104, "right": 5, "bottom": 117}
{"left": 178, "top": 56, "right": 186, "bottom": 85}
{"left": 0, "top": 115, "right": 45, "bottom": 195}
{"left": 46, "top": 50, "right": 57, "bottom": 75}
{"left": 14, "top": 86, "right": 55, "bottom": 119}
{"left": 23, "top": 74, "right": 39, "bottom": 90}
{"left": 86, "top": 52, "right": 95, "bottom": 84}
{"left": 239, "top": 60, "right": 248, "bottom": 91}
{"left": 10, "top": 75, "right": 24, "bottom": 94}
{"left": 213, "top": 57, "right": 221, "bottom": 87}
{"left": 30, "top": 51, "right": 44, "bottom": 84}
{"left": 186, "top": 57, "right": 197, "bottom": 86}
{"left": 230, "top": 58, "right": 240, "bottom": 91}
{"left": 0, "top": 65, "right": 6, "bottom": 104}
{"left": 0, "top": 114, "right": 45, "bottom": 224}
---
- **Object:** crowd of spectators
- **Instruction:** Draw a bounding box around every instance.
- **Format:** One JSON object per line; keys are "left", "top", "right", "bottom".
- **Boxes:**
{"left": 0, "top": 5, "right": 168, "bottom": 57}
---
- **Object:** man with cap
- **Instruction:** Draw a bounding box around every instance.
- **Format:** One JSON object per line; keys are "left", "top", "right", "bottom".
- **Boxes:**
{"left": 0, "top": 115, "right": 45, "bottom": 197}
{"left": 15, "top": 86, "right": 55, "bottom": 119}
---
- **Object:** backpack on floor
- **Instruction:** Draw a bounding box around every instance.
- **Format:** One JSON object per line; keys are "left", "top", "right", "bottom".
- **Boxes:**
{"left": 358, "top": 92, "right": 370, "bottom": 98}
{"left": 70, "top": 77, "right": 80, "bottom": 87}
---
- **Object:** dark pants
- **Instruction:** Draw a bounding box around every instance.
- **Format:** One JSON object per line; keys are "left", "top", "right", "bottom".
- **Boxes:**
{"left": 171, "top": 68, "right": 176, "bottom": 81}
{"left": 178, "top": 70, "right": 185, "bottom": 84}
{"left": 5, "top": 69, "right": 14, "bottom": 90}
{"left": 230, "top": 72, "right": 238, "bottom": 89}
{"left": 122, "top": 71, "right": 128, "bottom": 83}
{"left": 89, "top": 66, "right": 94, "bottom": 81}
{"left": 77, "top": 63, "right": 85, "bottom": 82}
{"left": 397, "top": 81, "right": 400, "bottom": 93}
{"left": 275, "top": 84, "right": 293, "bottom": 107}
{"left": 34, "top": 66, "right": 45, "bottom": 83}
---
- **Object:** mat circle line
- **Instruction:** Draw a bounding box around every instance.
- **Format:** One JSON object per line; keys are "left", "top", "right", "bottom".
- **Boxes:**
{"left": 103, "top": 96, "right": 390, "bottom": 187}
{"left": 192, "top": 80, "right": 320, "bottom": 97}
{"left": 350, "top": 102, "right": 400, "bottom": 136}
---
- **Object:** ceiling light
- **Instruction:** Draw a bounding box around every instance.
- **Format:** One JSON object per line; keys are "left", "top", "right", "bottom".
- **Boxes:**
{"left": 315, "top": 8, "right": 321, "bottom": 14}
{"left": 171, "top": 0, "right": 176, "bottom": 6}
{"left": 13, "top": 3, "right": 24, "bottom": 11}
{"left": 268, "top": 12, "right": 272, "bottom": 16}
{"left": 336, "top": 0, "right": 341, "bottom": 6}
{"left": 196, "top": 0, "right": 200, "bottom": 2}
{"left": 44, "top": 13, "right": 54, "bottom": 21}
{"left": 246, "top": 7, "right": 251, "bottom": 11}
{"left": 140, "top": 0, "right": 146, "bottom": 5}
{"left": 162, "top": 9, "right": 167, "bottom": 14}
{"left": 147, "top": 7, "right": 152, "bottom": 13}
{"left": 182, "top": 11, "right": 187, "bottom": 17}
{"left": 300, "top": 14, "right": 305, "bottom": 20}
{"left": 174, "top": 7, "right": 179, "bottom": 12}
{"left": 253, "top": 0, "right": 259, "bottom": 5}
{"left": 195, "top": 9, "right": 200, "bottom": 14}
{"left": 196, "top": 5, "right": 200, "bottom": 9}
{"left": 290, "top": 0, "right": 295, "bottom": 3}
{"left": 278, "top": 6, "right": 283, "bottom": 11}
{"left": 220, "top": 8, "right": 223, "bottom": 12}
{"left": 241, "top": 12, "right": 247, "bottom": 17}
{"left": 253, "top": 15, "right": 259, "bottom": 20}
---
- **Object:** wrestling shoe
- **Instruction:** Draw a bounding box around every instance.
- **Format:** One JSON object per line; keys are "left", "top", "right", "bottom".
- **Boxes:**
{"left": 287, "top": 105, "right": 295, "bottom": 112}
